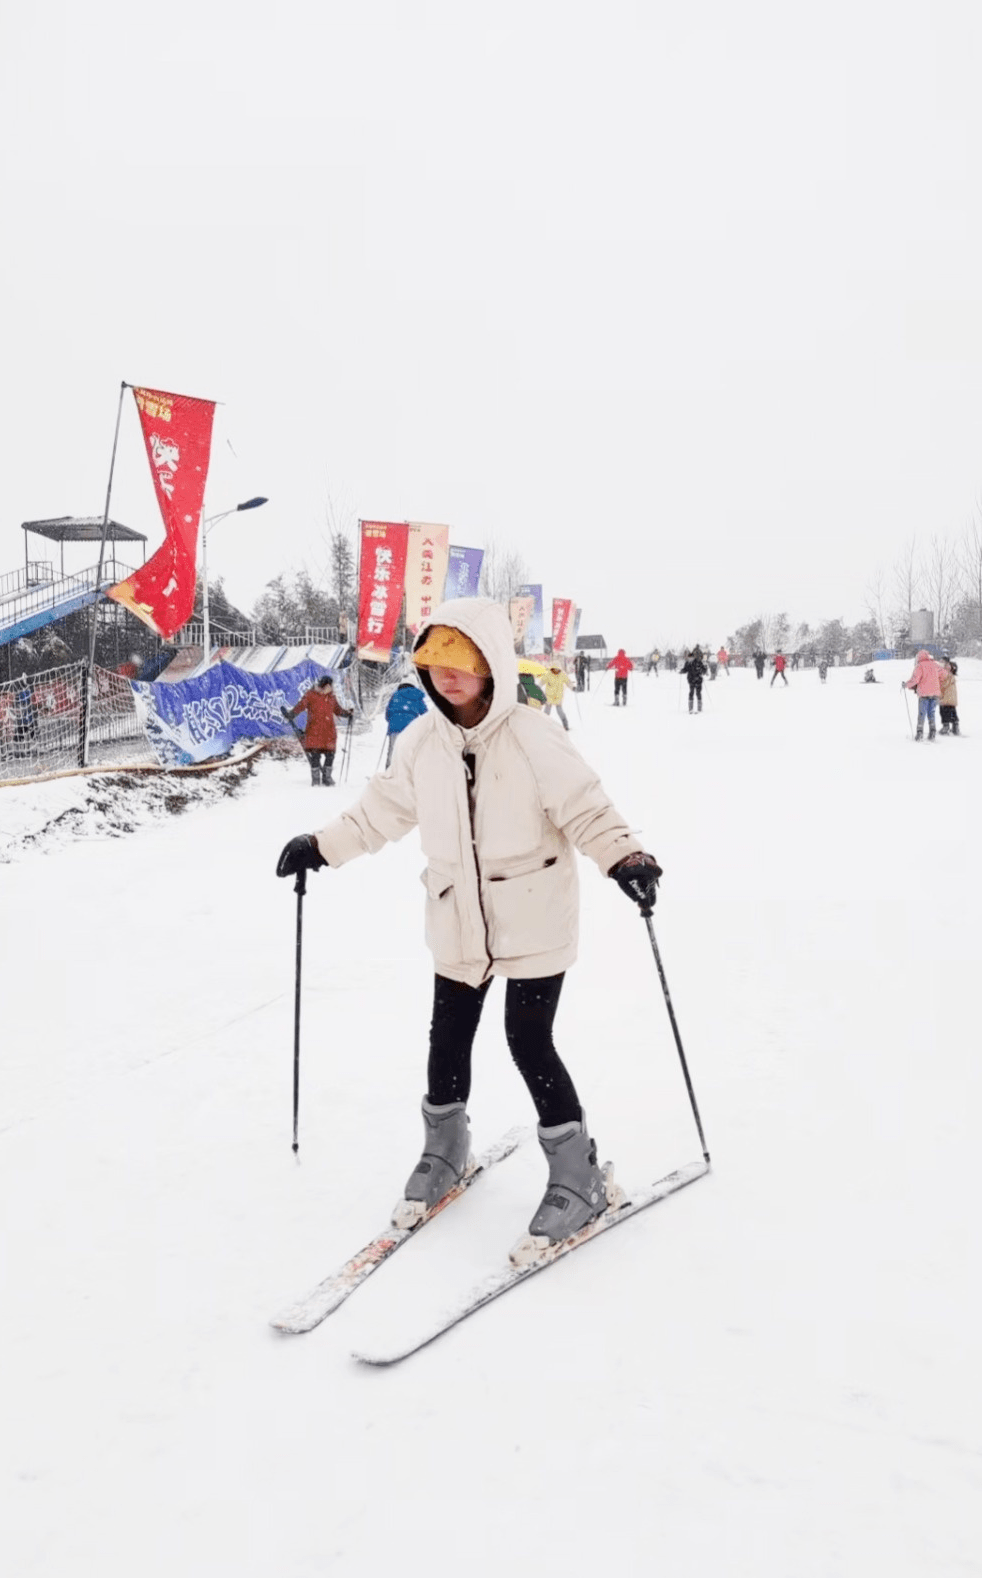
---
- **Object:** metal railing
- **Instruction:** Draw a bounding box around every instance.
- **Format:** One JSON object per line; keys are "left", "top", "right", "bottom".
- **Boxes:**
{"left": 0, "top": 564, "right": 137, "bottom": 632}
{"left": 0, "top": 562, "right": 56, "bottom": 602}
{"left": 274, "top": 627, "right": 341, "bottom": 646}
{"left": 173, "top": 622, "right": 256, "bottom": 648}
{"left": 173, "top": 624, "right": 341, "bottom": 649}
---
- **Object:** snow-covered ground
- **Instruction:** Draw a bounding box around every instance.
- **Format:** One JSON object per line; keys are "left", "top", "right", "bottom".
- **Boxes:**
{"left": 2, "top": 659, "right": 980, "bottom": 1577}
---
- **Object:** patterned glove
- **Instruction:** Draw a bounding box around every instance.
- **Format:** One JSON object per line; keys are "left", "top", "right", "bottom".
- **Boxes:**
{"left": 276, "top": 834, "right": 328, "bottom": 878}
{"left": 610, "top": 852, "right": 662, "bottom": 916}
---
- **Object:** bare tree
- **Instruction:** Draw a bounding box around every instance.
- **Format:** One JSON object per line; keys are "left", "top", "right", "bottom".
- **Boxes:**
{"left": 479, "top": 538, "right": 530, "bottom": 604}
{"left": 770, "top": 612, "right": 791, "bottom": 651}
{"left": 863, "top": 567, "right": 889, "bottom": 648}
{"left": 957, "top": 507, "right": 982, "bottom": 640}
{"left": 319, "top": 490, "right": 359, "bottom": 637}
{"left": 890, "top": 536, "right": 921, "bottom": 642}
{"left": 923, "top": 534, "right": 960, "bottom": 645}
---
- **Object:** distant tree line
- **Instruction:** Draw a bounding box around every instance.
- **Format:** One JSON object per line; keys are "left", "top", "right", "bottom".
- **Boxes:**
{"left": 724, "top": 514, "right": 982, "bottom": 662}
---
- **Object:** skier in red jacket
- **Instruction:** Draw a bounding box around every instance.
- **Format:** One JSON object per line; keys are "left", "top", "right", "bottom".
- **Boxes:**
{"left": 770, "top": 651, "right": 789, "bottom": 688}
{"left": 607, "top": 649, "right": 634, "bottom": 706}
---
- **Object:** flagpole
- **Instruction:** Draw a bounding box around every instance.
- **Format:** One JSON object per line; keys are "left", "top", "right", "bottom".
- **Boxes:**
{"left": 83, "top": 380, "right": 128, "bottom": 765}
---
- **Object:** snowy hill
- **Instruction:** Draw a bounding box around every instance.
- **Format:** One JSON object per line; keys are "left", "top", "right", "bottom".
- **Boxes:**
{"left": 2, "top": 660, "right": 980, "bottom": 1577}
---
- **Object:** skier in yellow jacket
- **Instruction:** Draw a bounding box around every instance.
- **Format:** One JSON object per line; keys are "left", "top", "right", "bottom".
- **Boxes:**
{"left": 541, "top": 662, "right": 573, "bottom": 730}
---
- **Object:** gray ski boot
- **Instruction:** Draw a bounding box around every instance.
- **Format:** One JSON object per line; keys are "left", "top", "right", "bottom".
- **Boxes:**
{"left": 510, "top": 1113, "right": 624, "bottom": 1266}
{"left": 391, "top": 1098, "right": 473, "bottom": 1229}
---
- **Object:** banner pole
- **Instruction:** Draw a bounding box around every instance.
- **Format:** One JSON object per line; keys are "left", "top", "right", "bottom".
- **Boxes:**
{"left": 84, "top": 381, "right": 128, "bottom": 764}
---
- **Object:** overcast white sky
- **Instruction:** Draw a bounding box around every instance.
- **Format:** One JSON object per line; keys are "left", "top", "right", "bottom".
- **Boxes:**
{"left": 2, "top": 0, "right": 981, "bottom": 650}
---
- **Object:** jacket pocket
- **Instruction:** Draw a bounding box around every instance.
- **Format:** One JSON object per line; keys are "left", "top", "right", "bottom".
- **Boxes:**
{"left": 486, "top": 859, "right": 570, "bottom": 961}
{"left": 421, "top": 866, "right": 464, "bottom": 965}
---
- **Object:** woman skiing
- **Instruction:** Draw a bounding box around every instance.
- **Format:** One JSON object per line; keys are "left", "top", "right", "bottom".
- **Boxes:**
{"left": 275, "top": 599, "right": 661, "bottom": 1263}
{"left": 282, "top": 675, "right": 352, "bottom": 785}
{"left": 903, "top": 649, "right": 943, "bottom": 740}
{"left": 541, "top": 662, "right": 573, "bottom": 729}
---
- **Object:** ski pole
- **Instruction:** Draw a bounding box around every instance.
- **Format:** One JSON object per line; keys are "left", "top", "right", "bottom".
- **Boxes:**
{"left": 641, "top": 911, "right": 710, "bottom": 1164}
{"left": 902, "top": 684, "right": 914, "bottom": 738}
{"left": 291, "top": 865, "right": 307, "bottom": 1155}
{"left": 376, "top": 731, "right": 388, "bottom": 772}
{"left": 341, "top": 715, "right": 354, "bottom": 781}
{"left": 281, "top": 706, "right": 308, "bottom": 759}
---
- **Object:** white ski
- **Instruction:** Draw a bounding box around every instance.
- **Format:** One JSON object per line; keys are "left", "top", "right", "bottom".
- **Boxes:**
{"left": 270, "top": 1126, "right": 530, "bottom": 1334}
{"left": 352, "top": 1157, "right": 711, "bottom": 1365}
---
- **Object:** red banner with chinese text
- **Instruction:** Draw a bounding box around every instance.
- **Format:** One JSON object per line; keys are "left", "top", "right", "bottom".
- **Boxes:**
{"left": 107, "top": 386, "right": 216, "bottom": 637}
{"left": 356, "top": 520, "right": 410, "bottom": 661}
{"left": 552, "top": 598, "right": 575, "bottom": 655}
{"left": 404, "top": 523, "right": 450, "bottom": 636}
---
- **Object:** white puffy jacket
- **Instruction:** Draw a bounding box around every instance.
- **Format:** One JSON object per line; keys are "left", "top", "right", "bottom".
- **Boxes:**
{"left": 314, "top": 598, "right": 645, "bottom": 986}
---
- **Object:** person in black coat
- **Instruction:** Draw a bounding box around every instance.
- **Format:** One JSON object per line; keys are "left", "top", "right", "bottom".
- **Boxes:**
{"left": 681, "top": 647, "right": 707, "bottom": 713}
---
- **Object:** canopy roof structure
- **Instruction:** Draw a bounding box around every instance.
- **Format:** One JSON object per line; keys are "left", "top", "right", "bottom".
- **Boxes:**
{"left": 22, "top": 517, "right": 147, "bottom": 544}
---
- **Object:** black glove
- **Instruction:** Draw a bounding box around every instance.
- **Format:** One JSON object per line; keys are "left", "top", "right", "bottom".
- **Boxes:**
{"left": 280, "top": 705, "right": 292, "bottom": 721}
{"left": 610, "top": 852, "right": 662, "bottom": 916}
{"left": 276, "top": 834, "right": 327, "bottom": 878}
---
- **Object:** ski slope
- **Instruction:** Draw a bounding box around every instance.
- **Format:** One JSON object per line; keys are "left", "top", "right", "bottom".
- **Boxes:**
{"left": 2, "top": 660, "right": 980, "bottom": 1577}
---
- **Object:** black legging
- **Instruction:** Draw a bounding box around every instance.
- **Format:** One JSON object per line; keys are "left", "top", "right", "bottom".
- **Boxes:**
{"left": 427, "top": 973, "right": 580, "bottom": 1127}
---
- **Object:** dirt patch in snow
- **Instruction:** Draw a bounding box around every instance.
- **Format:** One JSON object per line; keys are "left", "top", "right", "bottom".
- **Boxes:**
{"left": 0, "top": 753, "right": 263, "bottom": 863}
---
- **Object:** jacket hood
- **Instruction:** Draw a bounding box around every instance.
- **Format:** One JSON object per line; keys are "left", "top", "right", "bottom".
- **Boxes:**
{"left": 916, "top": 649, "right": 931, "bottom": 662}
{"left": 413, "top": 598, "right": 518, "bottom": 727}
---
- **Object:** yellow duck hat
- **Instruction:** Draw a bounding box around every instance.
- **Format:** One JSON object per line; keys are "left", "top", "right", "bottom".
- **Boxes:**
{"left": 413, "top": 625, "right": 491, "bottom": 678}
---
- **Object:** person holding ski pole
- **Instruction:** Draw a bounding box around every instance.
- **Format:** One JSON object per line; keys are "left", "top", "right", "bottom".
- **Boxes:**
{"left": 383, "top": 680, "right": 428, "bottom": 767}
{"left": 903, "top": 648, "right": 943, "bottom": 740}
{"left": 681, "top": 646, "right": 707, "bottom": 713}
{"left": 541, "top": 662, "right": 573, "bottom": 730}
{"left": 282, "top": 674, "right": 352, "bottom": 785}
{"left": 607, "top": 648, "right": 634, "bottom": 706}
{"left": 770, "top": 651, "right": 789, "bottom": 687}
{"left": 275, "top": 599, "right": 662, "bottom": 1264}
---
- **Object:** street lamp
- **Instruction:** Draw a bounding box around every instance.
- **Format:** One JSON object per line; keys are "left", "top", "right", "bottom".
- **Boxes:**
{"left": 200, "top": 496, "right": 268, "bottom": 659}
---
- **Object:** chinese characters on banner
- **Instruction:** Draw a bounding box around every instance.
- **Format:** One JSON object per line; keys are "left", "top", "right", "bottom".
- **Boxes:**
{"left": 107, "top": 387, "right": 216, "bottom": 638}
{"left": 444, "top": 545, "right": 484, "bottom": 600}
{"left": 356, "top": 520, "right": 410, "bottom": 661}
{"left": 516, "top": 584, "right": 544, "bottom": 654}
{"left": 509, "top": 594, "right": 535, "bottom": 654}
{"left": 551, "top": 598, "right": 575, "bottom": 655}
{"left": 404, "top": 523, "right": 450, "bottom": 635}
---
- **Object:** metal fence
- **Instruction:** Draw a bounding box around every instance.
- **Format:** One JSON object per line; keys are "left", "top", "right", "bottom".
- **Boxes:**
{"left": 0, "top": 660, "right": 154, "bottom": 783}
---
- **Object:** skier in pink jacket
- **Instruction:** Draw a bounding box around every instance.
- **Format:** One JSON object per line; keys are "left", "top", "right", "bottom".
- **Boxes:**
{"left": 904, "top": 649, "right": 943, "bottom": 740}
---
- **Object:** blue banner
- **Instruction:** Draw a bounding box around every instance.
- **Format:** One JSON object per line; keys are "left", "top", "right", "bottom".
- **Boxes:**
{"left": 133, "top": 659, "right": 334, "bottom": 767}
{"left": 444, "top": 545, "right": 484, "bottom": 600}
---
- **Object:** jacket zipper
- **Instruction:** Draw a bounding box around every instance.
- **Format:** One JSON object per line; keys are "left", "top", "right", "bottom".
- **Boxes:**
{"left": 462, "top": 750, "right": 493, "bottom": 979}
